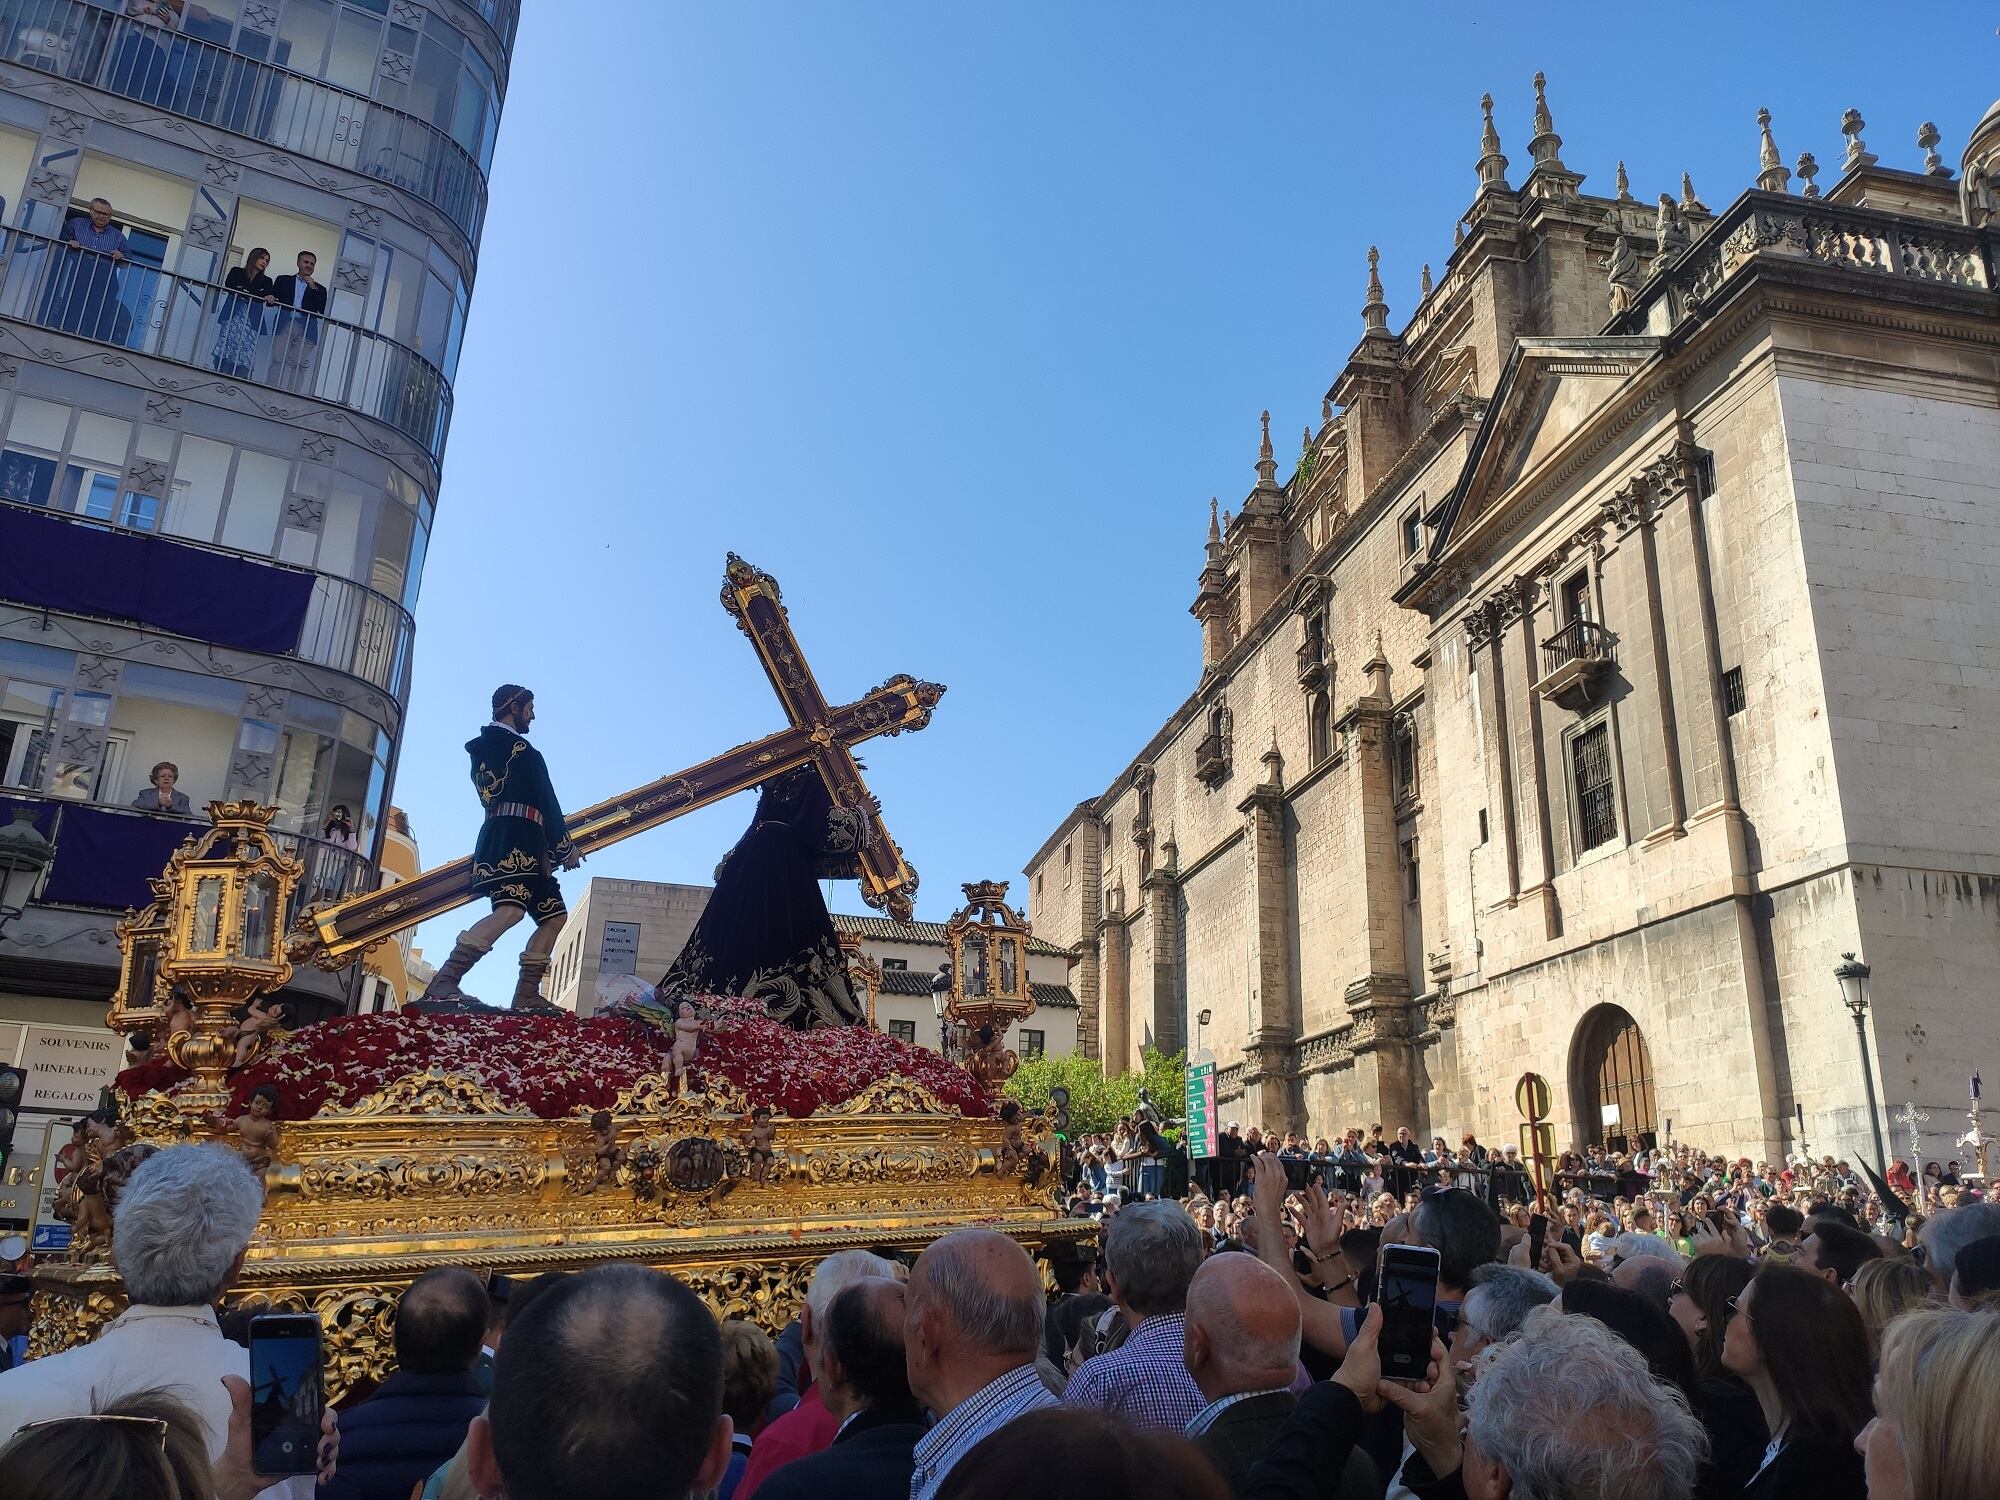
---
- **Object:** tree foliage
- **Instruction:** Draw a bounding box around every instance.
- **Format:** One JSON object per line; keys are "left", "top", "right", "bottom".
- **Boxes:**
{"left": 1004, "top": 1047, "right": 1188, "bottom": 1137}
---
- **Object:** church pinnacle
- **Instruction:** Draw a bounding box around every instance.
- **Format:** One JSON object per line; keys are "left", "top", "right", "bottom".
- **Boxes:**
{"left": 1527, "top": 70, "right": 1565, "bottom": 170}
{"left": 1207, "top": 496, "right": 1220, "bottom": 544}
{"left": 1255, "top": 410, "right": 1278, "bottom": 488}
{"left": 1476, "top": 91, "right": 1511, "bottom": 193}
{"left": 1757, "top": 108, "right": 1792, "bottom": 193}
{"left": 1361, "top": 246, "right": 1390, "bottom": 335}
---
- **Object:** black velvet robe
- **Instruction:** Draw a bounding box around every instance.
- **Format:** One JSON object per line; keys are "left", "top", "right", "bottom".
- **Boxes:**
{"left": 658, "top": 766, "right": 867, "bottom": 1029}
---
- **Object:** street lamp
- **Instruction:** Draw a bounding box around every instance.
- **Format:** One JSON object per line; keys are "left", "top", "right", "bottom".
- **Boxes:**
{"left": 930, "top": 960, "right": 953, "bottom": 1053}
{"left": 1835, "top": 951, "right": 1889, "bottom": 1181}
{"left": 0, "top": 807, "right": 53, "bottom": 940}
{"left": 1195, "top": 1007, "right": 1212, "bottom": 1053}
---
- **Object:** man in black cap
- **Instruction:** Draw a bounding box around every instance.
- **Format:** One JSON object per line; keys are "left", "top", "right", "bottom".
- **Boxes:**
{"left": 0, "top": 1275, "right": 32, "bottom": 1373}
{"left": 419, "top": 685, "right": 580, "bottom": 1012}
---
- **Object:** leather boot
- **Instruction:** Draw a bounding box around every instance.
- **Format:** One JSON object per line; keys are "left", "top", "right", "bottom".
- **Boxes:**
{"left": 512, "top": 952, "right": 562, "bottom": 1014}
{"left": 419, "top": 931, "right": 490, "bottom": 1004}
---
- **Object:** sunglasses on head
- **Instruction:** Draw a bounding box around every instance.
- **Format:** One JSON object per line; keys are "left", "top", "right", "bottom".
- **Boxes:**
{"left": 17, "top": 1413, "right": 168, "bottom": 1449}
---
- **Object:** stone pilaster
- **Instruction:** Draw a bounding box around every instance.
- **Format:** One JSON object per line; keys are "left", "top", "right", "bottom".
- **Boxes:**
{"left": 1236, "top": 739, "right": 1301, "bottom": 1130}
{"left": 1139, "top": 865, "right": 1183, "bottom": 1056}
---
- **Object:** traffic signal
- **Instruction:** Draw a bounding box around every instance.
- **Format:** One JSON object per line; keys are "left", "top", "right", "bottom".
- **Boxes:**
{"left": 0, "top": 1067, "right": 23, "bottom": 1178}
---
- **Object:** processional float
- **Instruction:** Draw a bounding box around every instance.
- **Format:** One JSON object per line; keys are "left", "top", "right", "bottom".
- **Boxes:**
{"left": 33, "top": 557, "right": 1079, "bottom": 1393}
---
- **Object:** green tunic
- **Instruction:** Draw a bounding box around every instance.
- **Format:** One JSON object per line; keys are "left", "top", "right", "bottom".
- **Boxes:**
{"left": 466, "top": 724, "right": 574, "bottom": 919}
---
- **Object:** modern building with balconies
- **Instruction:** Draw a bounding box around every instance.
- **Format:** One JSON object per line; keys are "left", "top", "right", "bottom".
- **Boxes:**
{"left": 0, "top": 0, "right": 518, "bottom": 1060}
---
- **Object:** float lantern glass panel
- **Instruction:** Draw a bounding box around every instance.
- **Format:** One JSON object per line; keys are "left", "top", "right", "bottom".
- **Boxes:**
{"left": 190, "top": 877, "right": 225, "bottom": 953}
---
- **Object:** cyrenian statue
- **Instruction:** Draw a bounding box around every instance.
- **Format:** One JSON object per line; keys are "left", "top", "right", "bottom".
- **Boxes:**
{"left": 420, "top": 683, "right": 581, "bottom": 1012}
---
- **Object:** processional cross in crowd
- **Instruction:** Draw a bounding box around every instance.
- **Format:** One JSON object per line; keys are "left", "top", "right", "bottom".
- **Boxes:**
{"left": 291, "top": 555, "right": 944, "bottom": 971}
{"left": 1894, "top": 1100, "right": 1929, "bottom": 1171}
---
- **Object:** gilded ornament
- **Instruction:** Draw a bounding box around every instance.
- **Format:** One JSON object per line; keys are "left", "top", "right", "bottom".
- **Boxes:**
{"left": 324, "top": 1069, "right": 527, "bottom": 1118}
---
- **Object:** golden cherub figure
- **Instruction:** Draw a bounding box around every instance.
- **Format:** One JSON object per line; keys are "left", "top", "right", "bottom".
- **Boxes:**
{"left": 589, "top": 1110, "right": 625, "bottom": 1189}
{"left": 740, "top": 1106, "right": 779, "bottom": 1184}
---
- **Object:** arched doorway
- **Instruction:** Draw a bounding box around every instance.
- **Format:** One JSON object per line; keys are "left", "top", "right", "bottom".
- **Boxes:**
{"left": 1571, "top": 1005, "right": 1658, "bottom": 1152}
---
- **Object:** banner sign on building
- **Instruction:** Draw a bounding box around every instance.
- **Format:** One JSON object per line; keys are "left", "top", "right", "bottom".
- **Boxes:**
{"left": 1185, "top": 1049, "right": 1218, "bottom": 1160}
{"left": 18, "top": 1027, "right": 123, "bottom": 1116}
{"left": 599, "top": 921, "right": 641, "bottom": 979}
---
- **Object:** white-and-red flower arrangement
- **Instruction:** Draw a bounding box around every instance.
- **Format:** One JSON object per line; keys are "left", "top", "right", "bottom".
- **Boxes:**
{"left": 116, "top": 996, "right": 990, "bottom": 1121}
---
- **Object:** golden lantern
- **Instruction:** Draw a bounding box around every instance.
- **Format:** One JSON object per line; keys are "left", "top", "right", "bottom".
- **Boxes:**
{"left": 943, "top": 880, "right": 1037, "bottom": 1088}
{"left": 107, "top": 896, "right": 172, "bottom": 1037}
{"left": 157, "top": 802, "right": 302, "bottom": 1114}
{"left": 838, "top": 930, "right": 884, "bottom": 1029}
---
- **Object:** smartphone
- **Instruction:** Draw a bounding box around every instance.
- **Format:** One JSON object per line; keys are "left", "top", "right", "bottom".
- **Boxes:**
{"left": 1527, "top": 1212, "right": 1549, "bottom": 1269}
{"left": 249, "top": 1313, "right": 325, "bottom": 1475}
{"left": 1375, "top": 1244, "right": 1441, "bottom": 1382}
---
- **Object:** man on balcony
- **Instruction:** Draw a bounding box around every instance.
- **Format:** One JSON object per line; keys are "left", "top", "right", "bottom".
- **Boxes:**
{"left": 419, "top": 684, "right": 579, "bottom": 1013}
{"left": 270, "top": 250, "right": 326, "bottom": 393}
{"left": 50, "top": 198, "right": 130, "bottom": 344}
{"left": 130, "top": 761, "right": 192, "bottom": 815}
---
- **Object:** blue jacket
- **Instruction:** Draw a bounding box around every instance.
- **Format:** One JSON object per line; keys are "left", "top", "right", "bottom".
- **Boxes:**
{"left": 318, "top": 1369, "right": 487, "bottom": 1500}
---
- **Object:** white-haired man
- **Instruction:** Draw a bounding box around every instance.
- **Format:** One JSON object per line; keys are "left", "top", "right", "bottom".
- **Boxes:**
{"left": 1242, "top": 1304, "right": 1707, "bottom": 1500}
{"left": 905, "top": 1228, "right": 1055, "bottom": 1500}
{"left": 733, "top": 1247, "right": 897, "bottom": 1498}
{"left": 0, "top": 1144, "right": 325, "bottom": 1497}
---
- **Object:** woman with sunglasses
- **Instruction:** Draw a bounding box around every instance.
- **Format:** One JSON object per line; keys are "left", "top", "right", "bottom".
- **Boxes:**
{"left": 0, "top": 1390, "right": 208, "bottom": 1500}
{"left": 1667, "top": 1254, "right": 1764, "bottom": 1499}
{"left": 1721, "top": 1265, "right": 1871, "bottom": 1499}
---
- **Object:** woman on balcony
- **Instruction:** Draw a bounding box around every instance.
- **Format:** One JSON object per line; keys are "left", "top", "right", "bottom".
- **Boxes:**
{"left": 211, "top": 247, "right": 275, "bottom": 380}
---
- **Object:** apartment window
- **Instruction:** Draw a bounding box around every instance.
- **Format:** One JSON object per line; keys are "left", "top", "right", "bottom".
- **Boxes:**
{"left": 1020, "top": 1029, "right": 1046, "bottom": 1058}
{"left": 1722, "top": 666, "right": 1746, "bottom": 717}
{"left": 887, "top": 1019, "right": 916, "bottom": 1044}
{"left": 1400, "top": 508, "right": 1424, "bottom": 558}
{"left": 1035, "top": 871, "right": 1043, "bottom": 897}
{"left": 881, "top": 959, "right": 908, "bottom": 972}
{"left": 1571, "top": 721, "right": 1618, "bottom": 852}
{"left": 1400, "top": 837, "right": 1420, "bottom": 904}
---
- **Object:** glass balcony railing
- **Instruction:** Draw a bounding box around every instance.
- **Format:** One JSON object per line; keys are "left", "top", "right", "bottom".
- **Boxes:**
{"left": 0, "top": 792, "right": 379, "bottom": 925}
{"left": 0, "top": 0, "right": 487, "bottom": 244}
{"left": 0, "top": 227, "right": 452, "bottom": 461}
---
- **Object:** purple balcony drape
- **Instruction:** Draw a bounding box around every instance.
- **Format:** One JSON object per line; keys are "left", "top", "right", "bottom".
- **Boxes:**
{"left": 0, "top": 506, "right": 313, "bottom": 655}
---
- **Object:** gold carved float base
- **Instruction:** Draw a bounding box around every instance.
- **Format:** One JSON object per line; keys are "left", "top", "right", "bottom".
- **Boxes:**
{"left": 31, "top": 1070, "right": 1088, "bottom": 1401}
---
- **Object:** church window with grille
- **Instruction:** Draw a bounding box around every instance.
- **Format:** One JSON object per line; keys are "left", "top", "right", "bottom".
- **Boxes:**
{"left": 1392, "top": 719, "right": 1418, "bottom": 803}
{"left": 1571, "top": 722, "right": 1617, "bottom": 852}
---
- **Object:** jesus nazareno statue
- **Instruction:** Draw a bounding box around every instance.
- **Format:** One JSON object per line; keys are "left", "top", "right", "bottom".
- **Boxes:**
{"left": 654, "top": 764, "right": 869, "bottom": 1029}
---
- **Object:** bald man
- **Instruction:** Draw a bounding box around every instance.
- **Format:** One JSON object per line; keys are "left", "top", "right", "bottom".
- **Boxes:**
{"left": 1183, "top": 1254, "right": 1304, "bottom": 1493}
{"left": 905, "top": 1228, "right": 1055, "bottom": 1500}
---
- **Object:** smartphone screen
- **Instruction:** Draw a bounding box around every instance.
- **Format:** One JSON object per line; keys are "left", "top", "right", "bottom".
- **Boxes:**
{"left": 249, "top": 1313, "right": 324, "bottom": 1475}
{"left": 1528, "top": 1213, "right": 1549, "bottom": 1269}
{"left": 1375, "top": 1244, "right": 1441, "bottom": 1381}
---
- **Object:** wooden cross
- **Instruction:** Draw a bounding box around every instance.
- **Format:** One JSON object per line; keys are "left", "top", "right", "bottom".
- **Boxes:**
{"left": 294, "top": 555, "right": 943, "bottom": 969}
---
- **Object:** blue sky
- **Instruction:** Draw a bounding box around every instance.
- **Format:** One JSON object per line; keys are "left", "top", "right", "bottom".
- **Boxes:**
{"left": 403, "top": 2, "right": 1997, "bottom": 975}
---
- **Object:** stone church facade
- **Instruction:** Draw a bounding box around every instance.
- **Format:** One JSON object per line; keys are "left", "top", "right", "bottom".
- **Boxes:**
{"left": 1025, "top": 83, "right": 2000, "bottom": 1167}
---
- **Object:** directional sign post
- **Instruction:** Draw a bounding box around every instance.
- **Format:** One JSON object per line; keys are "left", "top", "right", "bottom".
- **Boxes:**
{"left": 1185, "top": 1049, "right": 1218, "bottom": 1161}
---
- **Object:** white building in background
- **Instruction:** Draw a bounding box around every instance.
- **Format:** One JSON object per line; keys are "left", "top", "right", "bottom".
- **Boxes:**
{"left": 547, "top": 876, "right": 1081, "bottom": 1061}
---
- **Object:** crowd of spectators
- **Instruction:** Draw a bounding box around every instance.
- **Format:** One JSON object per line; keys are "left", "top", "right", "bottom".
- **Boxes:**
{"left": 0, "top": 1131, "right": 1996, "bottom": 1500}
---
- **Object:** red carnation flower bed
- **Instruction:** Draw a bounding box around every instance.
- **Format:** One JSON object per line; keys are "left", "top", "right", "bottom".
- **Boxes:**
{"left": 116, "top": 997, "right": 990, "bottom": 1122}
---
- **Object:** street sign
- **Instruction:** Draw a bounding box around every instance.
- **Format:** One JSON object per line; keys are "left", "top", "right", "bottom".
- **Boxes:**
{"left": 1185, "top": 1049, "right": 1218, "bottom": 1160}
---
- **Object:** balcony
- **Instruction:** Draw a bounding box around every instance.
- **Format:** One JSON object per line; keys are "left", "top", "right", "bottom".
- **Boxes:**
{"left": 1296, "top": 634, "right": 1327, "bottom": 688}
{"left": 0, "top": 792, "right": 376, "bottom": 929}
{"left": 1194, "top": 730, "right": 1229, "bottom": 787}
{"left": 0, "top": 0, "right": 488, "bottom": 245}
{"left": 1536, "top": 618, "right": 1616, "bottom": 712}
{"left": 0, "top": 229, "right": 451, "bottom": 461}
{"left": 0, "top": 499, "right": 415, "bottom": 699}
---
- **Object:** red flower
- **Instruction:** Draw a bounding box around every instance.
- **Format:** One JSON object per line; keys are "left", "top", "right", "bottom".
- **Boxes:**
{"left": 116, "top": 1001, "right": 990, "bottom": 1121}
